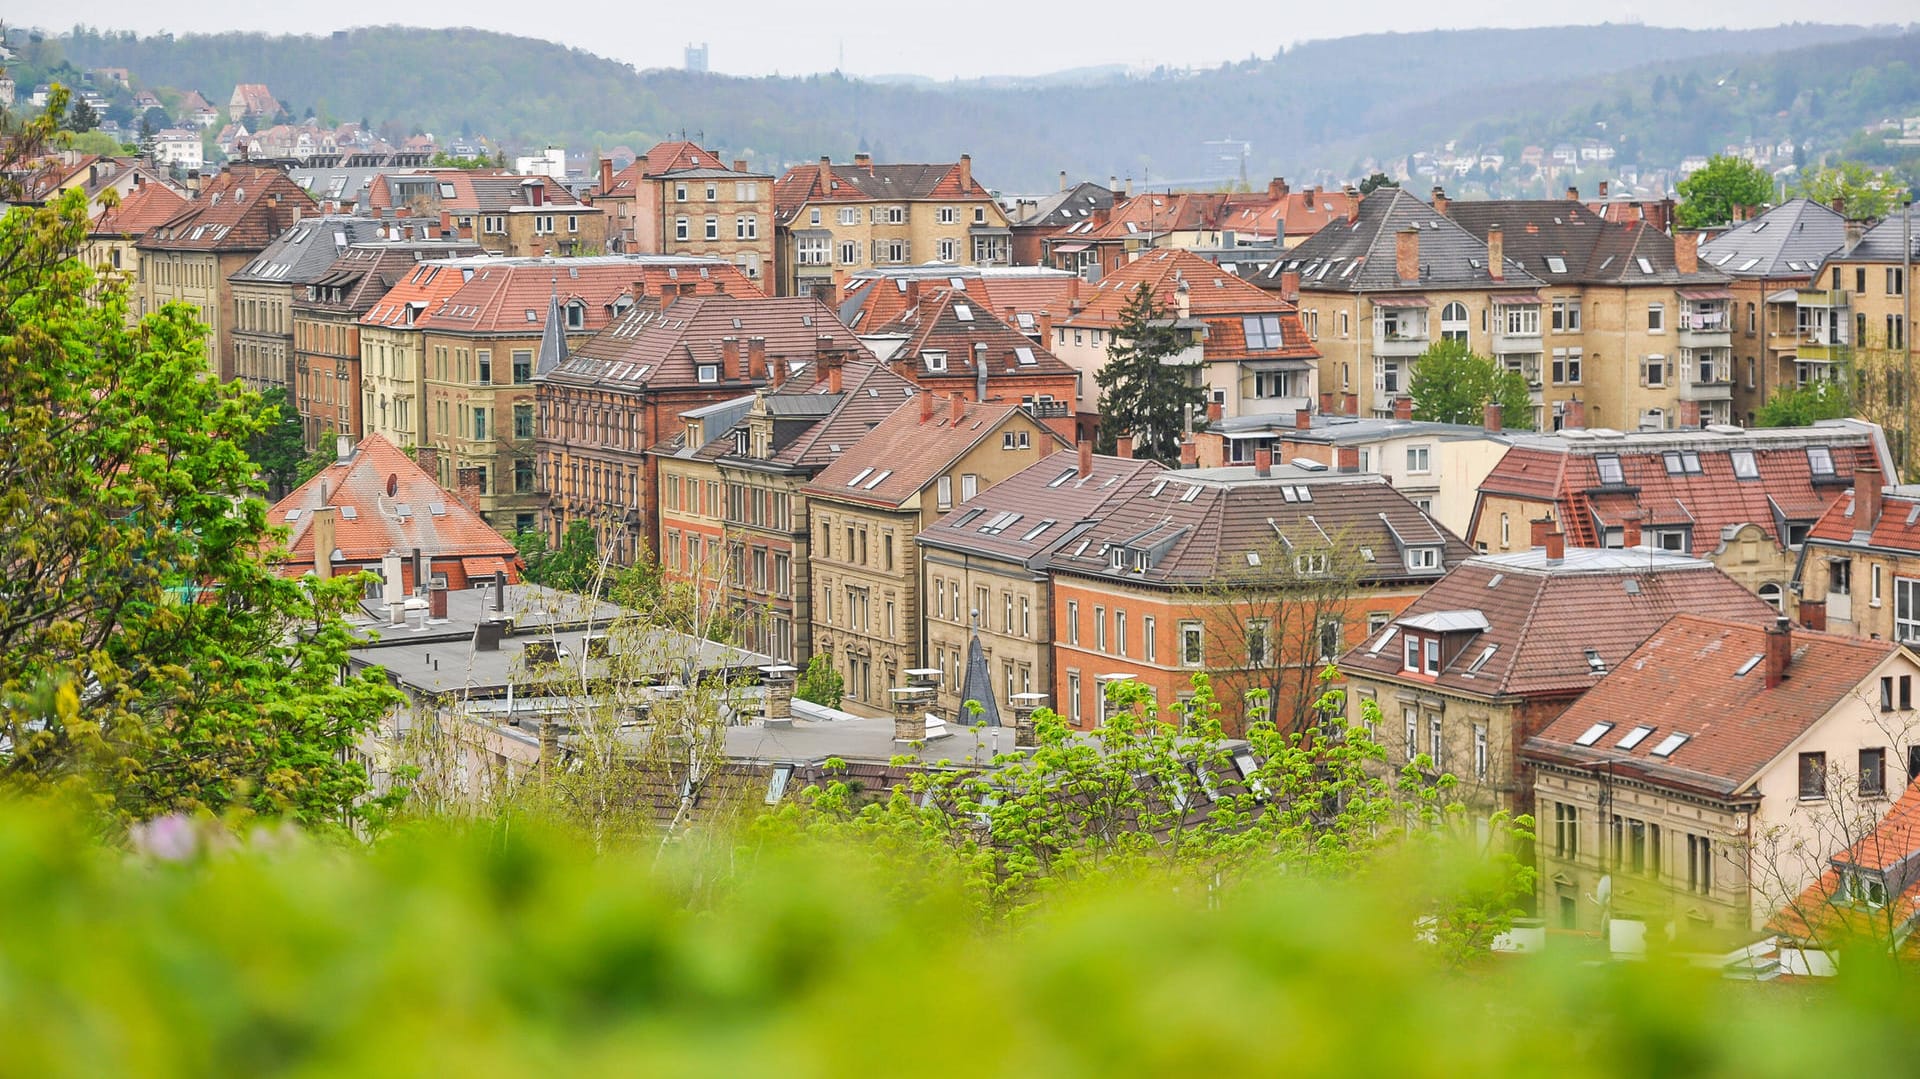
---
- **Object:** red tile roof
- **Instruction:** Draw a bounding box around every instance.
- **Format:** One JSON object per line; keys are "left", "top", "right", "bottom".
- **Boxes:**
{"left": 270, "top": 433, "right": 519, "bottom": 572}
{"left": 361, "top": 257, "right": 495, "bottom": 328}
{"left": 598, "top": 141, "right": 767, "bottom": 196}
{"left": 671, "top": 361, "right": 921, "bottom": 471}
{"left": 1769, "top": 782, "right": 1920, "bottom": 944}
{"left": 919, "top": 451, "right": 1168, "bottom": 564}
{"left": 1477, "top": 423, "right": 1888, "bottom": 557}
{"left": 366, "top": 169, "right": 587, "bottom": 214}
{"left": 773, "top": 157, "right": 997, "bottom": 223}
{"left": 549, "top": 294, "right": 867, "bottom": 394}
{"left": 1524, "top": 614, "right": 1899, "bottom": 798}
{"left": 139, "top": 166, "right": 316, "bottom": 252}
{"left": 804, "top": 397, "right": 1061, "bottom": 509}
{"left": 1065, "top": 249, "right": 1294, "bottom": 326}
{"left": 865, "top": 285, "right": 1080, "bottom": 385}
{"left": 230, "top": 83, "right": 277, "bottom": 116}
{"left": 90, "top": 181, "right": 190, "bottom": 238}
{"left": 1340, "top": 548, "right": 1777, "bottom": 698}
{"left": 413, "top": 256, "right": 754, "bottom": 336}
{"left": 1808, "top": 487, "right": 1920, "bottom": 553}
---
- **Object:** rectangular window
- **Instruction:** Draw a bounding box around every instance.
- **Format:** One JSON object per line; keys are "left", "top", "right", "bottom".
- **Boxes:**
{"left": 513, "top": 404, "right": 534, "bottom": 440}
{"left": 1115, "top": 610, "right": 1128, "bottom": 657}
{"left": 937, "top": 475, "right": 953, "bottom": 510}
{"left": 512, "top": 350, "right": 533, "bottom": 384}
{"left": 1404, "top": 707, "right": 1419, "bottom": 763}
{"left": 1068, "top": 671, "right": 1083, "bottom": 723}
{"left": 705, "top": 216, "right": 720, "bottom": 240}
{"left": 1799, "top": 752, "right": 1827, "bottom": 800}
{"left": 1473, "top": 724, "right": 1488, "bottom": 779}
{"left": 1143, "top": 616, "right": 1156, "bottom": 662}
{"left": 1687, "top": 834, "right": 1713, "bottom": 894}
{"left": 1067, "top": 600, "right": 1080, "bottom": 645}
{"left": 1897, "top": 578, "right": 1920, "bottom": 643}
{"left": 1647, "top": 303, "right": 1665, "bottom": 333}
{"left": 1555, "top": 803, "right": 1579, "bottom": 859}
{"left": 1094, "top": 606, "right": 1107, "bottom": 652}
{"left": 1180, "top": 622, "right": 1203, "bottom": 667}
{"left": 1429, "top": 717, "right": 1444, "bottom": 769}
{"left": 1247, "top": 618, "right": 1271, "bottom": 667}
{"left": 1861, "top": 748, "right": 1887, "bottom": 797}
{"left": 1406, "top": 445, "right": 1431, "bottom": 473}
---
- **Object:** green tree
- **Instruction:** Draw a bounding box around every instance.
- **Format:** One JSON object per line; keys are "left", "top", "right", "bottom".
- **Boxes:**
{"left": 1756, "top": 378, "right": 1853, "bottom": 427}
{"left": 0, "top": 186, "right": 401, "bottom": 832}
{"left": 515, "top": 519, "right": 600, "bottom": 593}
{"left": 1358, "top": 171, "right": 1398, "bottom": 195}
{"left": 1407, "top": 338, "right": 1535, "bottom": 429}
{"left": 1675, "top": 154, "right": 1775, "bottom": 228}
{"left": 1788, "top": 162, "right": 1904, "bottom": 220}
{"left": 65, "top": 96, "right": 99, "bottom": 132}
{"left": 1094, "top": 284, "right": 1206, "bottom": 464}
{"left": 794, "top": 652, "right": 844, "bottom": 709}
{"left": 428, "top": 151, "right": 492, "bottom": 169}
{"left": 248, "top": 387, "right": 309, "bottom": 501}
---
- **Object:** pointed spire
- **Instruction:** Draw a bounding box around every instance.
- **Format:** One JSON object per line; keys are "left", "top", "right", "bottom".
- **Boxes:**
{"left": 957, "top": 630, "right": 1002, "bottom": 728}
{"left": 535, "top": 282, "right": 568, "bottom": 379}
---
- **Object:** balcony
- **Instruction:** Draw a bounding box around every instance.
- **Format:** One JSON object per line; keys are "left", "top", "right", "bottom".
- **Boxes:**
{"left": 1372, "top": 324, "right": 1430, "bottom": 357}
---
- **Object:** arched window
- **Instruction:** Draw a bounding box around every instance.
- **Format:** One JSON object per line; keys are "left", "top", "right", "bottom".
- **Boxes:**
{"left": 1441, "top": 301, "right": 1469, "bottom": 342}
{"left": 1758, "top": 583, "right": 1783, "bottom": 613}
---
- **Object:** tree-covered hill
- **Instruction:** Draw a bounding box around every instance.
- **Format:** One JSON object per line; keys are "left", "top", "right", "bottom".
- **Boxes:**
{"left": 35, "top": 22, "right": 1918, "bottom": 187}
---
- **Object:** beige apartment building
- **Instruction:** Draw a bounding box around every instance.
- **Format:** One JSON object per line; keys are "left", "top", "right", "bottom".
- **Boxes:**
{"left": 1802, "top": 208, "right": 1919, "bottom": 470}
{"left": 357, "top": 256, "right": 498, "bottom": 451}
{"left": 594, "top": 140, "right": 776, "bottom": 284}
{"left": 804, "top": 395, "right": 1062, "bottom": 713}
{"left": 86, "top": 180, "right": 188, "bottom": 319}
{"left": 366, "top": 170, "right": 606, "bottom": 258}
{"left": 231, "top": 217, "right": 384, "bottom": 405}
{"left": 772, "top": 153, "right": 1011, "bottom": 298}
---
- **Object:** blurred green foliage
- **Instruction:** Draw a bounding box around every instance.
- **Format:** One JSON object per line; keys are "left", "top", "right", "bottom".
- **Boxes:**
{"left": 0, "top": 796, "right": 1910, "bottom": 1077}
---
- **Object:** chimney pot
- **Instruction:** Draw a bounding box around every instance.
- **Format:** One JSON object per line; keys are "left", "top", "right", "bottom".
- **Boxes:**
{"left": 1430, "top": 185, "right": 1448, "bottom": 214}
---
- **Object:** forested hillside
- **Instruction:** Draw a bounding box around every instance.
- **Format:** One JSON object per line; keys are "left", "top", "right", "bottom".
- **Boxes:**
{"left": 37, "top": 22, "right": 1917, "bottom": 187}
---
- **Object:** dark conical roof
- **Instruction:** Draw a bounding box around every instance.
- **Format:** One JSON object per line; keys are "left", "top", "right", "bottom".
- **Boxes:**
{"left": 957, "top": 631, "right": 1002, "bottom": 727}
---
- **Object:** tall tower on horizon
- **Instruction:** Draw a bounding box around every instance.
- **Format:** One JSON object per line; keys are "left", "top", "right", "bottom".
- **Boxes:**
{"left": 684, "top": 43, "right": 709, "bottom": 73}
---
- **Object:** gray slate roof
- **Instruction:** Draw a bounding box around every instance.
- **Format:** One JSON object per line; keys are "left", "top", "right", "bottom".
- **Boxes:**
{"left": 1828, "top": 207, "right": 1920, "bottom": 266}
{"left": 230, "top": 216, "right": 385, "bottom": 284}
{"left": 1265, "top": 188, "right": 1546, "bottom": 294}
{"left": 1699, "top": 199, "right": 1849, "bottom": 278}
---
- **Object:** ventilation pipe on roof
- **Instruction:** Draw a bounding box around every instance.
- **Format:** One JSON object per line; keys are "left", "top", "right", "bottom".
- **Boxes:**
{"left": 974, "top": 342, "right": 989, "bottom": 400}
{"left": 494, "top": 570, "right": 507, "bottom": 613}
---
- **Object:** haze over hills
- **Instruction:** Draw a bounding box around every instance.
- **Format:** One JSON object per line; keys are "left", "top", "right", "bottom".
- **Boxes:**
{"left": 45, "top": 22, "right": 1920, "bottom": 187}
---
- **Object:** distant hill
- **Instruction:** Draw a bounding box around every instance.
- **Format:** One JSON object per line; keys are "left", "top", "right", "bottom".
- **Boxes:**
{"left": 43, "top": 23, "right": 1915, "bottom": 188}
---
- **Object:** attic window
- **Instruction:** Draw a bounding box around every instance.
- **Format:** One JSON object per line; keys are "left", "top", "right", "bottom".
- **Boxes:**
{"left": 1020, "top": 519, "right": 1056, "bottom": 542}
{"left": 863, "top": 469, "right": 893, "bottom": 490}
{"left": 1585, "top": 648, "right": 1606, "bottom": 673}
{"left": 1047, "top": 469, "right": 1075, "bottom": 488}
{"left": 765, "top": 764, "right": 793, "bottom": 805}
{"left": 1180, "top": 485, "right": 1202, "bottom": 503}
{"left": 1637, "top": 257, "right": 1655, "bottom": 274}
{"left": 1649, "top": 733, "right": 1690, "bottom": 758}
{"left": 1596, "top": 454, "right": 1625, "bottom": 485}
{"left": 1466, "top": 644, "right": 1498, "bottom": 674}
{"left": 1663, "top": 451, "right": 1702, "bottom": 475}
{"left": 978, "top": 511, "right": 1022, "bottom": 535}
{"left": 847, "top": 467, "right": 875, "bottom": 487}
{"left": 340, "top": 506, "right": 358, "bottom": 520}
{"left": 285, "top": 509, "right": 302, "bottom": 521}
{"left": 1545, "top": 256, "right": 1567, "bottom": 274}
{"left": 1574, "top": 721, "right": 1613, "bottom": 746}
{"left": 1015, "top": 347, "right": 1036, "bottom": 366}
{"left": 428, "top": 502, "right": 447, "bottom": 516}
{"left": 525, "top": 310, "right": 538, "bottom": 322}
{"left": 1730, "top": 450, "right": 1759, "bottom": 479}
{"left": 1617, "top": 725, "right": 1656, "bottom": 750}
{"left": 923, "top": 350, "right": 948, "bottom": 372}
{"left": 1246, "top": 551, "right": 1261, "bottom": 566}
{"left": 1807, "top": 446, "right": 1834, "bottom": 476}
{"left": 954, "top": 303, "right": 974, "bottom": 322}
{"left": 1735, "top": 654, "right": 1764, "bottom": 676}
{"left": 698, "top": 364, "right": 719, "bottom": 383}
{"left": 439, "top": 182, "right": 457, "bottom": 198}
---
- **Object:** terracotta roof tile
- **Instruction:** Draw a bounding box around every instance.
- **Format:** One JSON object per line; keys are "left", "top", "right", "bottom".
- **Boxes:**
{"left": 803, "top": 397, "right": 1060, "bottom": 508}
{"left": 270, "top": 434, "right": 519, "bottom": 570}
{"left": 139, "top": 166, "right": 316, "bottom": 252}
{"left": 90, "top": 181, "right": 189, "bottom": 238}
{"left": 551, "top": 294, "right": 866, "bottom": 394}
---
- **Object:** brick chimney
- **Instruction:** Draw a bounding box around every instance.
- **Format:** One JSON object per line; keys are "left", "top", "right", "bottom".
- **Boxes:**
{"left": 733, "top": 158, "right": 748, "bottom": 173}
{"left": 1565, "top": 185, "right": 1579, "bottom": 201}
{"left": 1764, "top": 616, "right": 1792, "bottom": 690}
{"left": 747, "top": 336, "right": 768, "bottom": 381}
{"left": 1179, "top": 442, "right": 1198, "bottom": 468}
{"left": 1336, "top": 445, "right": 1360, "bottom": 473}
{"left": 1254, "top": 447, "right": 1273, "bottom": 477}
{"left": 311, "top": 506, "right": 338, "bottom": 580}
{"left": 1832, "top": 196, "right": 1847, "bottom": 217}
{"left": 950, "top": 392, "right": 966, "bottom": 424}
{"left": 1544, "top": 526, "right": 1565, "bottom": 563}
{"left": 817, "top": 336, "right": 844, "bottom": 393}
{"left": 1207, "top": 400, "right": 1224, "bottom": 425}
{"left": 721, "top": 336, "right": 742, "bottom": 380}
{"left": 1396, "top": 227, "right": 1420, "bottom": 283}
{"left": 1598, "top": 179, "right": 1610, "bottom": 200}
{"left": 957, "top": 153, "right": 972, "bottom": 191}
{"left": 1858, "top": 463, "right": 1885, "bottom": 530}
{"left": 1037, "top": 309, "right": 1054, "bottom": 343}
{"left": 599, "top": 156, "right": 613, "bottom": 194}
{"left": 1319, "top": 391, "right": 1336, "bottom": 415}
{"left": 1344, "top": 185, "right": 1360, "bottom": 224}
{"left": 1801, "top": 600, "right": 1828, "bottom": 631}
{"left": 1487, "top": 224, "right": 1504, "bottom": 281}
{"left": 920, "top": 390, "right": 935, "bottom": 423}
{"left": 1393, "top": 395, "right": 1414, "bottom": 421}
{"left": 1674, "top": 230, "right": 1699, "bottom": 275}
{"left": 905, "top": 278, "right": 922, "bottom": 307}
{"left": 854, "top": 152, "right": 873, "bottom": 172}
{"left": 1295, "top": 407, "right": 1312, "bottom": 431}
{"left": 1563, "top": 398, "right": 1587, "bottom": 430}
{"left": 456, "top": 467, "right": 483, "bottom": 512}
{"left": 1279, "top": 269, "right": 1301, "bottom": 301}
{"left": 1430, "top": 185, "right": 1448, "bottom": 215}
{"left": 1268, "top": 177, "right": 1289, "bottom": 200}
{"left": 1483, "top": 402, "right": 1503, "bottom": 432}
{"left": 1677, "top": 400, "right": 1702, "bottom": 428}
{"left": 1077, "top": 439, "right": 1093, "bottom": 477}
{"left": 1530, "top": 517, "right": 1552, "bottom": 548}
{"left": 1116, "top": 437, "right": 1134, "bottom": 460}
{"left": 1622, "top": 518, "right": 1642, "bottom": 548}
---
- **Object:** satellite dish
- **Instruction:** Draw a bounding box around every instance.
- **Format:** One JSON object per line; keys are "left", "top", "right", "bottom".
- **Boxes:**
{"left": 1594, "top": 874, "right": 1613, "bottom": 906}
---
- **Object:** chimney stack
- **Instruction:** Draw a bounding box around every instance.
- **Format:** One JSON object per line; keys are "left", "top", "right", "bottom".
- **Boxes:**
{"left": 1544, "top": 527, "right": 1565, "bottom": 563}
{"left": 1254, "top": 447, "right": 1273, "bottom": 478}
{"left": 1037, "top": 309, "right": 1054, "bottom": 343}
{"left": 1764, "top": 616, "right": 1792, "bottom": 689}
{"left": 950, "top": 392, "right": 966, "bottom": 424}
{"left": 1343, "top": 185, "right": 1360, "bottom": 224}
{"left": 920, "top": 390, "right": 935, "bottom": 423}
{"left": 1430, "top": 185, "right": 1448, "bottom": 215}
{"left": 1077, "top": 439, "right": 1093, "bottom": 477}
{"left": 1832, "top": 196, "right": 1847, "bottom": 217}
{"left": 1487, "top": 224, "right": 1504, "bottom": 281}
{"left": 1279, "top": 269, "right": 1301, "bottom": 301}
{"left": 1269, "top": 176, "right": 1289, "bottom": 200}
{"left": 1858, "top": 464, "right": 1885, "bottom": 531}
{"left": 456, "top": 466, "right": 483, "bottom": 512}
{"left": 747, "top": 336, "right": 768, "bottom": 381}
{"left": 1179, "top": 442, "right": 1198, "bottom": 468}
{"left": 1116, "top": 437, "right": 1134, "bottom": 460}
{"left": 1207, "top": 400, "right": 1224, "bottom": 425}
{"left": 1562, "top": 398, "right": 1587, "bottom": 431}
{"left": 1622, "top": 518, "right": 1642, "bottom": 549}
{"left": 494, "top": 569, "right": 507, "bottom": 613}
{"left": 1319, "top": 391, "right": 1336, "bottom": 415}
{"left": 1530, "top": 517, "right": 1552, "bottom": 548}
{"left": 854, "top": 152, "right": 872, "bottom": 172}
{"left": 721, "top": 336, "right": 742, "bottom": 380}
{"left": 1598, "top": 179, "right": 1610, "bottom": 200}
{"left": 1296, "top": 407, "right": 1312, "bottom": 431}
{"left": 761, "top": 664, "right": 798, "bottom": 729}
{"left": 1678, "top": 400, "right": 1702, "bottom": 428}
{"left": 1336, "top": 445, "right": 1360, "bottom": 473}
{"left": 312, "top": 507, "right": 338, "bottom": 580}
{"left": 599, "top": 156, "right": 613, "bottom": 194}
{"left": 957, "top": 153, "right": 972, "bottom": 191}
{"left": 1483, "top": 402, "right": 1502, "bottom": 432}
{"left": 1396, "top": 227, "right": 1420, "bottom": 283}
{"left": 1059, "top": 169, "right": 1068, "bottom": 193}
{"left": 1566, "top": 185, "right": 1579, "bottom": 201}
{"left": 1010, "top": 692, "right": 1046, "bottom": 749}
{"left": 1674, "top": 230, "right": 1699, "bottom": 275}
{"left": 1393, "top": 396, "right": 1414, "bottom": 421}
{"left": 429, "top": 580, "right": 449, "bottom": 621}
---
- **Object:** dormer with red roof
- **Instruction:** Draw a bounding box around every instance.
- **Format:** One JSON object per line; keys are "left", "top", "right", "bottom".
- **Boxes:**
{"left": 1799, "top": 461, "right": 1920, "bottom": 646}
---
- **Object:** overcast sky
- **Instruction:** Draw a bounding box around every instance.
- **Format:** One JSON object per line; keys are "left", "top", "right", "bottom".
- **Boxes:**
{"left": 17, "top": 3, "right": 1916, "bottom": 78}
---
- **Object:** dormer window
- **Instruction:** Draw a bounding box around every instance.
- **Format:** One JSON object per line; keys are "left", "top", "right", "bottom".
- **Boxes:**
{"left": 1405, "top": 547, "right": 1440, "bottom": 572}
{"left": 697, "top": 364, "right": 718, "bottom": 383}
{"left": 923, "top": 350, "right": 948, "bottom": 372}
{"left": 1596, "top": 454, "right": 1625, "bottom": 485}
{"left": 1808, "top": 446, "right": 1835, "bottom": 477}
{"left": 1843, "top": 870, "right": 1889, "bottom": 908}
{"left": 566, "top": 301, "right": 585, "bottom": 330}
{"left": 1403, "top": 632, "right": 1421, "bottom": 672}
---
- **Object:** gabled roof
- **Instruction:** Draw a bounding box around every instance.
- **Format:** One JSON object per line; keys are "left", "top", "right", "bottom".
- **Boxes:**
{"left": 1825, "top": 207, "right": 1920, "bottom": 267}
{"left": 361, "top": 256, "right": 500, "bottom": 328}
{"left": 549, "top": 294, "right": 868, "bottom": 394}
{"left": 682, "top": 360, "right": 919, "bottom": 470}
{"left": 1045, "top": 466, "right": 1470, "bottom": 588}
{"left": 1808, "top": 484, "right": 1920, "bottom": 554}
{"left": 1270, "top": 188, "right": 1543, "bottom": 294}
{"left": 1698, "top": 199, "right": 1849, "bottom": 278}
{"left": 773, "top": 157, "right": 997, "bottom": 223}
{"left": 803, "top": 397, "right": 1057, "bottom": 509}
{"left": 865, "top": 285, "right": 1079, "bottom": 383}
{"left": 367, "top": 169, "right": 589, "bottom": 214}
{"left": 1478, "top": 421, "right": 1887, "bottom": 554}
{"left": 1444, "top": 198, "right": 1731, "bottom": 287}
{"left": 138, "top": 166, "right": 316, "bottom": 253}
{"left": 90, "top": 180, "right": 189, "bottom": 238}
{"left": 269, "top": 433, "right": 519, "bottom": 570}
{"left": 1220, "top": 182, "right": 1347, "bottom": 242}
{"left": 918, "top": 451, "right": 1167, "bottom": 565}
{"left": 1341, "top": 547, "right": 1776, "bottom": 698}
{"left": 598, "top": 140, "right": 768, "bottom": 196}
{"left": 1524, "top": 615, "right": 1898, "bottom": 799}
{"left": 230, "top": 83, "right": 277, "bottom": 116}
{"left": 230, "top": 216, "right": 386, "bottom": 285}
{"left": 414, "top": 256, "right": 753, "bottom": 336}
{"left": 297, "top": 240, "right": 486, "bottom": 315}
{"left": 836, "top": 265, "right": 1081, "bottom": 334}
{"left": 1769, "top": 779, "right": 1920, "bottom": 947}
{"left": 1067, "top": 249, "right": 1292, "bottom": 326}
{"left": 1011, "top": 181, "right": 1114, "bottom": 230}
